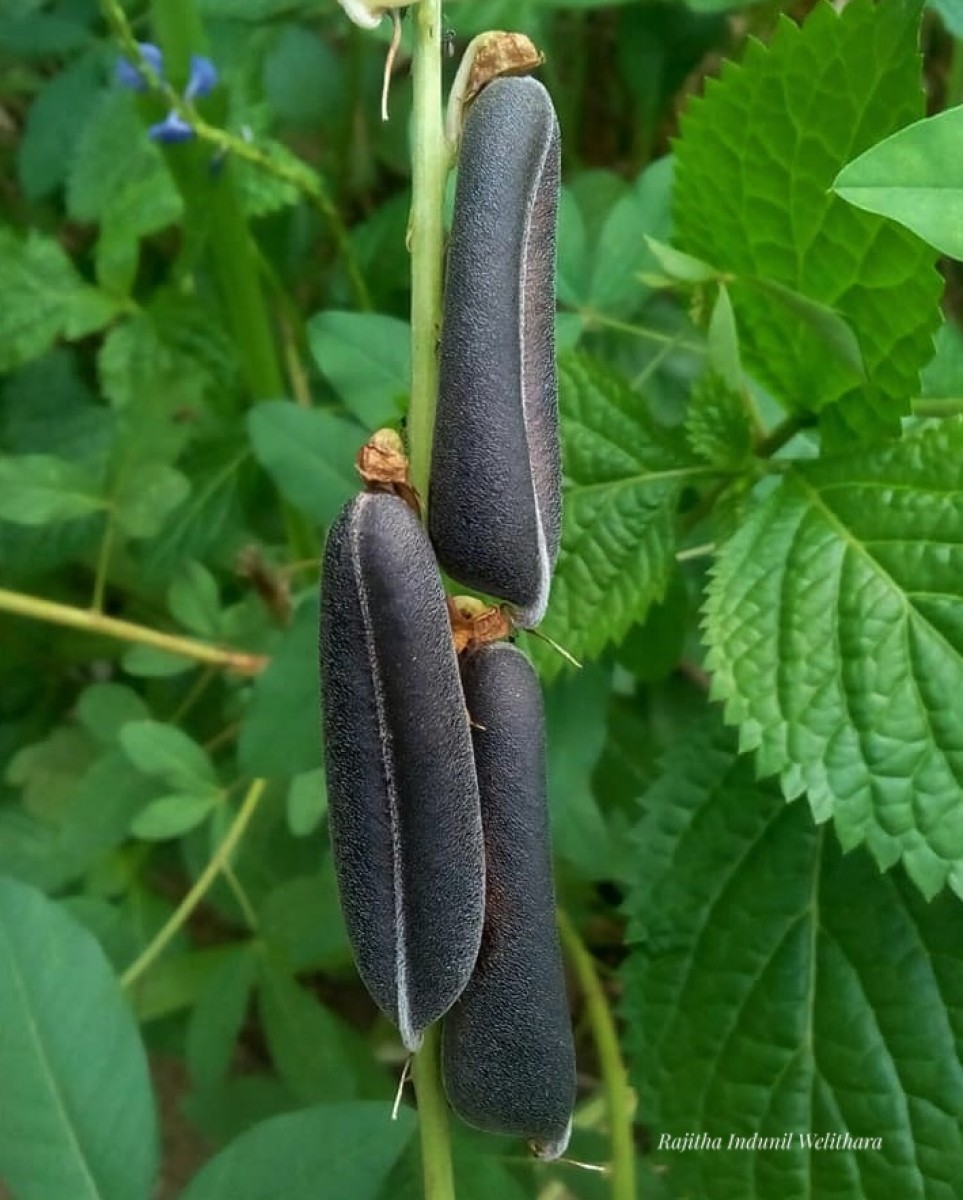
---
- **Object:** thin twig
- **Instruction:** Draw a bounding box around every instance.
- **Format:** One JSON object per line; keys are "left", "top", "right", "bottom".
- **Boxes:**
{"left": 121, "top": 779, "right": 267, "bottom": 989}
{"left": 0, "top": 587, "right": 266, "bottom": 676}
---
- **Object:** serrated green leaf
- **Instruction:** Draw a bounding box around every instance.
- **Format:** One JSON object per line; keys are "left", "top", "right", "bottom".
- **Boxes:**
{"left": 704, "top": 417, "right": 963, "bottom": 899}
{"left": 834, "top": 106, "right": 963, "bottom": 261}
{"left": 131, "top": 793, "right": 219, "bottom": 841}
{"left": 307, "top": 311, "right": 410, "bottom": 428}
{"left": 0, "top": 454, "right": 106, "bottom": 524}
{"left": 674, "top": 0, "right": 939, "bottom": 440}
{"left": 623, "top": 718, "right": 963, "bottom": 1199}
{"left": 180, "top": 1103, "right": 414, "bottom": 1200}
{"left": 247, "top": 402, "right": 361, "bottom": 525}
{"left": 239, "top": 601, "right": 320, "bottom": 778}
{"left": 0, "top": 230, "right": 120, "bottom": 373}
{"left": 120, "top": 720, "right": 219, "bottom": 795}
{"left": 539, "top": 354, "right": 710, "bottom": 676}
{"left": 685, "top": 370, "right": 754, "bottom": 467}
{"left": 0, "top": 876, "right": 158, "bottom": 1200}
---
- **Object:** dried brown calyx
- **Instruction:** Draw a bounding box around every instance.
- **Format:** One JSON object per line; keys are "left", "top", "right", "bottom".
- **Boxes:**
{"left": 356, "top": 428, "right": 421, "bottom": 516}
{"left": 448, "top": 595, "right": 514, "bottom": 656}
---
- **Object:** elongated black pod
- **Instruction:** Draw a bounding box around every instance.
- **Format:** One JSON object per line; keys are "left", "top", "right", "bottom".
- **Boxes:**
{"left": 430, "top": 76, "right": 562, "bottom": 628}
{"left": 319, "top": 493, "right": 485, "bottom": 1051}
{"left": 442, "top": 642, "right": 576, "bottom": 1159}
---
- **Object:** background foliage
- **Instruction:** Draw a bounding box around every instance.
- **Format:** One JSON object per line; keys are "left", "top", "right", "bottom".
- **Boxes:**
{"left": 2, "top": 1, "right": 963, "bottom": 1198}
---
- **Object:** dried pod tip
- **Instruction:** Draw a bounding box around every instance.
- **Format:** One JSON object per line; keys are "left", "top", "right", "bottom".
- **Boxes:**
{"left": 445, "top": 31, "right": 545, "bottom": 148}
{"left": 356, "top": 428, "right": 421, "bottom": 516}
{"left": 447, "top": 596, "right": 513, "bottom": 655}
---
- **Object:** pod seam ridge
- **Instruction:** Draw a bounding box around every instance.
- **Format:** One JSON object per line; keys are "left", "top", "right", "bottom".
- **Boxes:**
{"left": 348, "top": 501, "right": 414, "bottom": 1048}
{"left": 517, "top": 106, "right": 557, "bottom": 628}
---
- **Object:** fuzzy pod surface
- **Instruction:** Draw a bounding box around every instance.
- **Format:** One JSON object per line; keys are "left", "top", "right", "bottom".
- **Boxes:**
{"left": 442, "top": 642, "right": 576, "bottom": 1159}
{"left": 430, "top": 75, "right": 562, "bottom": 628}
{"left": 319, "top": 492, "right": 485, "bottom": 1051}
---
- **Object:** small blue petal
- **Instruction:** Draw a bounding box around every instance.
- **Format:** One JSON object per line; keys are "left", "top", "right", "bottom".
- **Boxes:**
{"left": 185, "top": 54, "right": 219, "bottom": 101}
{"left": 115, "top": 42, "right": 164, "bottom": 91}
{"left": 148, "top": 111, "right": 195, "bottom": 144}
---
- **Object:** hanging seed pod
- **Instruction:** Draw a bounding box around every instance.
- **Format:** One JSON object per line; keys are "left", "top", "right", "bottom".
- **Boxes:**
{"left": 319, "top": 492, "right": 485, "bottom": 1051}
{"left": 429, "top": 75, "right": 562, "bottom": 629}
{"left": 442, "top": 642, "right": 576, "bottom": 1159}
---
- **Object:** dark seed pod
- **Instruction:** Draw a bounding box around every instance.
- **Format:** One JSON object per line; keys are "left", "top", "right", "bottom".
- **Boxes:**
{"left": 442, "top": 642, "right": 576, "bottom": 1159}
{"left": 430, "top": 76, "right": 562, "bottom": 628}
{"left": 319, "top": 493, "right": 485, "bottom": 1051}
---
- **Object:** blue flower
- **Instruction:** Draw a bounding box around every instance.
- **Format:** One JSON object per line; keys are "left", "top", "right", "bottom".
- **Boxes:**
{"left": 115, "top": 42, "right": 164, "bottom": 92}
{"left": 185, "top": 55, "right": 218, "bottom": 101}
{"left": 115, "top": 43, "right": 219, "bottom": 147}
{"left": 148, "top": 111, "right": 196, "bottom": 144}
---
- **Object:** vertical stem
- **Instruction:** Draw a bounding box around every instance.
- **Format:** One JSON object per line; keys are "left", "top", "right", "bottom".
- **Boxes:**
{"left": 411, "top": 1025, "right": 456, "bottom": 1200}
{"left": 557, "top": 910, "right": 635, "bottom": 1200}
{"left": 407, "top": 0, "right": 448, "bottom": 505}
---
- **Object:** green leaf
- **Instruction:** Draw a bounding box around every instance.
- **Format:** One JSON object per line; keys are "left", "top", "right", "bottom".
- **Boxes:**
{"left": 929, "top": 0, "right": 963, "bottom": 36}
{"left": 120, "top": 721, "right": 219, "bottom": 795}
{"left": 286, "top": 768, "right": 327, "bottom": 837}
{"left": 834, "top": 106, "right": 963, "bottom": 261}
{"left": 186, "top": 944, "right": 258, "bottom": 1090}
{"left": 264, "top": 26, "right": 346, "bottom": 127}
{"left": 180, "top": 1103, "right": 414, "bottom": 1200}
{"left": 169, "top": 561, "right": 222, "bottom": 637}
{"left": 644, "top": 235, "right": 717, "bottom": 284}
{"left": 673, "top": 0, "right": 940, "bottom": 440}
{"left": 307, "top": 311, "right": 410, "bottom": 429}
{"left": 256, "top": 961, "right": 383, "bottom": 1103}
{"left": 685, "top": 371, "right": 754, "bottom": 467}
{"left": 0, "top": 876, "right": 158, "bottom": 1200}
{"left": 544, "top": 664, "right": 613, "bottom": 879}
{"left": 704, "top": 417, "right": 963, "bottom": 899}
{"left": 706, "top": 283, "right": 742, "bottom": 392}
{"left": 0, "top": 454, "right": 105, "bottom": 524}
{"left": 76, "top": 684, "right": 150, "bottom": 745}
{"left": 0, "top": 229, "right": 120, "bottom": 372}
{"left": 239, "top": 601, "right": 321, "bottom": 778}
{"left": 17, "top": 52, "right": 102, "bottom": 200}
{"left": 623, "top": 718, "right": 963, "bottom": 1199}
{"left": 247, "top": 401, "right": 361, "bottom": 525}
{"left": 130, "top": 793, "right": 219, "bottom": 841}
{"left": 539, "top": 354, "right": 707, "bottom": 676}
{"left": 113, "top": 462, "right": 190, "bottom": 539}
{"left": 258, "top": 870, "right": 349, "bottom": 973}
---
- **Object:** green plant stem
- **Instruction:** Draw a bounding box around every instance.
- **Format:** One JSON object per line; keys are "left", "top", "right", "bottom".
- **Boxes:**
{"left": 557, "top": 910, "right": 635, "bottom": 1200}
{"left": 121, "top": 779, "right": 267, "bottom": 989}
{"left": 754, "top": 412, "right": 810, "bottom": 458}
{"left": 407, "top": 0, "right": 448, "bottom": 504}
{"left": 412, "top": 1025, "right": 457, "bottom": 1200}
{"left": 0, "top": 586, "right": 266, "bottom": 675}
{"left": 581, "top": 309, "right": 705, "bottom": 355}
